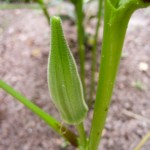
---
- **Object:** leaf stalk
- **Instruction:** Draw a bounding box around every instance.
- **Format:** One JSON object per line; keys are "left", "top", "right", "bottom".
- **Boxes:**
{"left": 0, "top": 80, "right": 78, "bottom": 147}
{"left": 89, "top": 0, "right": 103, "bottom": 106}
{"left": 74, "top": 0, "right": 85, "bottom": 93}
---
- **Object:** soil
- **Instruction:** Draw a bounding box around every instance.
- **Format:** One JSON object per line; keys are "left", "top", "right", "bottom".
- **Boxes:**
{"left": 0, "top": 3, "right": 150, "bottom": 150}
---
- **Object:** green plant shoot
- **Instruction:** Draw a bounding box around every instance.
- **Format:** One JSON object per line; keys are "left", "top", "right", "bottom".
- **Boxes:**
{"left": 0, "top": 80, "right": 78, "bottom": 147}
{"left": 0, "top": 0, "right": 150, "bottom": 149}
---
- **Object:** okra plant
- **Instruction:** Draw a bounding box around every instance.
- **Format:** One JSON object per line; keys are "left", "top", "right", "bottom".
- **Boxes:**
{"left": 0, "top": 0, "right": 150, "bottom": 150}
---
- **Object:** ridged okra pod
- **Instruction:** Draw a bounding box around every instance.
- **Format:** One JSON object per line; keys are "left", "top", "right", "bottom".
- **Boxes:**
{"left": 48, "top": 16, "right": 88, "bottom": 125}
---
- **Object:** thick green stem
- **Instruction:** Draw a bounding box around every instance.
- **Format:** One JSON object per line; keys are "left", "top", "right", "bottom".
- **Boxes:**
{"left": 37, "top": 0, "right": 50, "bottom": 25}
{"left": 89, "top": 0, "right": 103, "bottom": 106}
{"left": 0, "top": 80, "right": 78, "bottom": 147}
{"left": 88, "top": 0, "right": 150, "bottom": 149}
{"left": 76, "top": 123, "right": 87, "bottom": 150}
{"left": 75, "top": 0, "right": 85, "bottom": 93}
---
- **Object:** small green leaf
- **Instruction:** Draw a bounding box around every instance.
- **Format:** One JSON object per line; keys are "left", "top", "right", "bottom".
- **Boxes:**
{"left": 48, "top": 16, "right": 88, "bottom": 125}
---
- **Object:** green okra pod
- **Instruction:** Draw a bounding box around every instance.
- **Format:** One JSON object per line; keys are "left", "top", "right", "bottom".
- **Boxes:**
{"left": 48, "top": 16, "right": 88, "bottom": 125}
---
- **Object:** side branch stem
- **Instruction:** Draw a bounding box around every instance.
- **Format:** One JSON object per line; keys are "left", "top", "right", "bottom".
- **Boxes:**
{"left": 76, "top": 123, "right": 87, "bottom": 150}
{"left": 0, "top": 80, "right": 78, "bottom": 147}
{"left": 75, "top": 0, "right": 85, "bottom": 94}
{"left": 37, "top": 0, "right": 50, "bottom": 25}
{"left": 89, "top": 0, "right": 103, "bottom": 106}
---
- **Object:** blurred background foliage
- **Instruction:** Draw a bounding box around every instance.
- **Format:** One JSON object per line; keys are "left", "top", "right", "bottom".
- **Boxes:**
{"left": 0, "top": 0, "right": 90, "bottom": 2}
{"left": 0, "top": 0, "right": 68, "bottom": 3}
{"left": 0, "top": 0, "right": 36, "bottom": 2}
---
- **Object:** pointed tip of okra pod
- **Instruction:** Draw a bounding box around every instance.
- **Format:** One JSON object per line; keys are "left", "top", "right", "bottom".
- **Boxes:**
{"left": 50, "top": 16, "right": 62, "bottom": 31}
{"left": 51, "top": 16, "right": 61, "bottom": 24}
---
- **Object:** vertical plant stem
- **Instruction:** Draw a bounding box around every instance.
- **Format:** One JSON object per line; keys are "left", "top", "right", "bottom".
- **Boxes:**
{"left": 89, "top": 0, "right": 103, "bottom": 106}
{"left": 75, "top": 0, "right": 85, "bottom": 93}
{"left": 0, "top": 80, "right": 78, "bottom": 147}
{"left": 88, "top": 0, "right": 141, "bottom": 149}
{"left": 76, "top": 122, "right": 87, "bottom": 150}
{"left": 37, "top": 0, "right": 50, "bottom": 25}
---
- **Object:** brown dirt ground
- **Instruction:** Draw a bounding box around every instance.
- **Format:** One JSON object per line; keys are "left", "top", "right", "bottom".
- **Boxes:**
{"left": 0, "top": 3, "right": 150, "bottom": 150}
